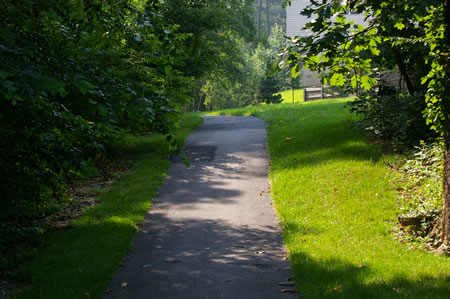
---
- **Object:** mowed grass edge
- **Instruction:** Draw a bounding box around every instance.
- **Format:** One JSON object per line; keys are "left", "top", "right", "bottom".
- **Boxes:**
{"left": 14, "top": 115, "right": 203, "bottom": 299}
{"left": 205, "top": 99, "right": 449, "bottom": 298}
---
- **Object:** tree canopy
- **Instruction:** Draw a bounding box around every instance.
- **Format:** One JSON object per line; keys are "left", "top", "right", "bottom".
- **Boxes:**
{"left": 0, "top": 0, "right": 262, "bottom": 245}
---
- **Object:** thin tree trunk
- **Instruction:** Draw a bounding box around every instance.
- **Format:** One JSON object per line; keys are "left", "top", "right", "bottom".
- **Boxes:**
{"left": 196, "top": 93, "right": 203, "bottom": 111}
{"left": 266, "top": 0, "right": 270, "bottom": 36}
{"left": 441, "top": 0, "right": 450, "bottom": 249}
{"left": 443, "top": 128, "right": 450, "bottom": 248}
{"left": 259, "top": 0, "right": 262, "bottom": 32}
{"left": 291, "top": 77, "right": 294, "bottom": 103}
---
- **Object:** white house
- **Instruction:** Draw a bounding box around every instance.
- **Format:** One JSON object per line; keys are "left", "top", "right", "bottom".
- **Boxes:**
{"left": 286, "top": 0, "right": 313, "bottom": 38}
{"left": 286, "top": 0, "right": 368, "bottom": 87}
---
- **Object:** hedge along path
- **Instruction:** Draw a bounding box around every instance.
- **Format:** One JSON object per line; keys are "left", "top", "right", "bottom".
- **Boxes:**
{"left": 107, "top": 116, "right": 295, "bottom": 298}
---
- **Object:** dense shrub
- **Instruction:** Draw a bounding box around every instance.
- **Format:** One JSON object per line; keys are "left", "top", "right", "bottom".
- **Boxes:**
{"left": 259, "top": 64, "right": 283, "bottom": 104}
{"left": 0, "top": 0, "right": 193, "bottom": 245}
{"left": 347, "top": 87, "right": 436, "bottom": 150}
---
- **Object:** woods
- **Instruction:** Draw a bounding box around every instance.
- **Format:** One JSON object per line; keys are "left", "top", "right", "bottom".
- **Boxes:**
{"left": 0, "top": 0, "right": 259, "bottom": 247}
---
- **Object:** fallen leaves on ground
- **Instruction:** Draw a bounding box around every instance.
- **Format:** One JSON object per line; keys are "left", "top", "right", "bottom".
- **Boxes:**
{"left": 164, "top": 257, "right": 180, "bottom": 263}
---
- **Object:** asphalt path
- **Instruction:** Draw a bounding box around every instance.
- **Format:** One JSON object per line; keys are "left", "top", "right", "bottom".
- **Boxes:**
{"left": 106, "top": 116, "right": 296, "bottom": 299}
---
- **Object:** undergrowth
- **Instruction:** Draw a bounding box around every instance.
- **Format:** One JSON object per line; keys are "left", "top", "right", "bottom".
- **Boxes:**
{"left": 8, "top": 114, "right": 203, "bottom": 299}
{"left": 391, "top": 140, "right": 444, "bottom": 250}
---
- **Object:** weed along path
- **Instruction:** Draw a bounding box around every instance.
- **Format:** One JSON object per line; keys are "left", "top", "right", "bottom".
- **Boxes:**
{"left": 106, "top": 116, "right": 295, "bottom": 298}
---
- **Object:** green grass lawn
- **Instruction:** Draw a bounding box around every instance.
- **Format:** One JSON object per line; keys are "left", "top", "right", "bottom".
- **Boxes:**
{"left": 14, "top": 115, "right": 203, "bottom": 299}
{"left": 206, "top": 99, "right": 450, "bottom": 298}
{"left": 277, "top": 88, "right": 304, "bottom": 103}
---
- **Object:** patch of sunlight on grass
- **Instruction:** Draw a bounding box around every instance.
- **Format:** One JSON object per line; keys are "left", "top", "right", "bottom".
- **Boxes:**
{"left": 205, "top": 98, "right": 449, "bottom": 299}
{"left": 106, "top": 216, "right": 137, "bottom": 226}
{"left": 277, "top": 88, "right": 304, "bottom": 103}
{"left": 15, "top": 115, "right": 203, "bottom": 299}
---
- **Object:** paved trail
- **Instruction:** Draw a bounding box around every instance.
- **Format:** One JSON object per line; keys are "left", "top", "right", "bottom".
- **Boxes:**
{"left": 107, "top": 116, "right": 295, "bottom": 299}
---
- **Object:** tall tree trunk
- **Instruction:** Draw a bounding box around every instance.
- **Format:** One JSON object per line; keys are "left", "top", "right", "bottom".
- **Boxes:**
{"left": 441, "top": 0, "right": 450, "bottom": 250}
{"left": 259, "top": 0, "right": 262, "bottom": 33}
{"left": 266, "top": 0, "right": 270, "bottom": 36}
{"left": 393, "top": 48, "right": 416, "bottom": 94}
{"left": 443, "top": 126, "right": 450, "bottom": 249}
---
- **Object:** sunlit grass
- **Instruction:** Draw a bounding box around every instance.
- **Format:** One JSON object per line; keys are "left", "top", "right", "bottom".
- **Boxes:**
{"left": 206, "top": 99, "right": 450, "bottom": 298}
{"left": 277, "top": 88, "right": 303, "bottom": 103}
{"left": 15, "top": 115, "right": 203, "bottom": 299}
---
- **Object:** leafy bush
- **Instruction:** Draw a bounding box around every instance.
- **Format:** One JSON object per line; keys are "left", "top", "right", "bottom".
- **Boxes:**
{"left": 259, "top": 69, "right": 283, "bottom": 104}
{"left": 347, "top": 87, "right": 435, "bottom": 150}
{"left": 0, "top": 0, "right": 193, "bottom": 245}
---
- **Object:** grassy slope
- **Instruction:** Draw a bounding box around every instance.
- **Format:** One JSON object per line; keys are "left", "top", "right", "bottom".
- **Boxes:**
{"left": 277, "top": 88, "right": 304, "bottom": 103}
{"left": 15, "top": 115, "right": 203, "bottom": 299}
{"left": 207, "top": 99, "right": 449, "bottom": 298}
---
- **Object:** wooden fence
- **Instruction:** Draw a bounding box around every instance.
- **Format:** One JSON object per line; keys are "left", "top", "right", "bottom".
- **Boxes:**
{"left": 303, "top": 86, "right": 344, "bottom": 101}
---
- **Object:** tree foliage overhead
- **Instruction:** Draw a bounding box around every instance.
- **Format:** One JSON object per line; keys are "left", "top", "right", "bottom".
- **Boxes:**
{"left": 160, "top": 0, "right": 256, "bottom": 79}
{"left": 0, "top": 0, "right": 259, "bottom": 244}
{"left": 279, "top": 0, "right": 447, "bottom": 132}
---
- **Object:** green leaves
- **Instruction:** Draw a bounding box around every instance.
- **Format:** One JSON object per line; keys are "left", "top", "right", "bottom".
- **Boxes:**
{"left": 0, "top": 0, "right": 201, "bottom": 235}
{"left": 394, "top": 21, "right": 405, "bottom": 30}
{"left": 360, "top": 75, "right": 376, "bottom": 90}
{"left": 329, "top": 73, "right": 345, "bottom": 87}
{"left": 38, "top": 77, "right": 68, "bottom": 97}
{"left": 164, "top": 65, "right": 173, "bottom": 75}
{"left": 291, "top": 63, "right": 301, "bottom": 79}
{"left": 1, "top": 80, "right": 19, "bottom": 102}
{"left": 309, "top": 55, "right": 321, "bottom": 65}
